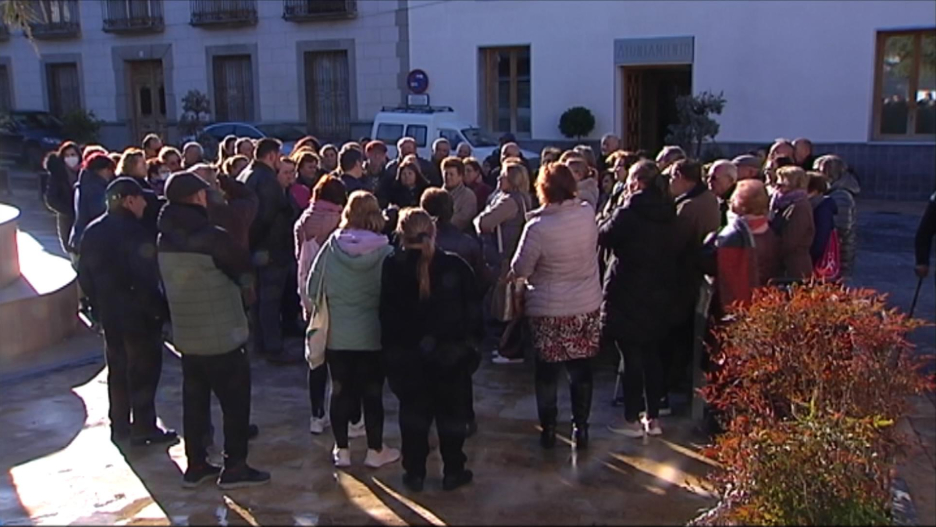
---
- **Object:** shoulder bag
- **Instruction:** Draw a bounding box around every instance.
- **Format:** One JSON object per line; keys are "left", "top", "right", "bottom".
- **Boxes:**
{"left": 304, "top": 243, "right": 329, "bottom": 369}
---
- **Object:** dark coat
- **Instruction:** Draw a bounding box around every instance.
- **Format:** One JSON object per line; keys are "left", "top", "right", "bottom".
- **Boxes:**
{"left": 43, "top": 153, "right": 76, "bottom": 218}
{"left": 809, "top": 195, "right": 838, "bottom": 264}
{"left": 598, "top": 187, "right": 678, "bottom": 343}
{"left": 435, "top": 222, "right": 488, "bottom": 287}
{"left": 916, "top": 191, "right": 936, "bottom": 287}
{"left": 380, "top": 248, "right": 483, "bottom": 376}
{"left": 77, "top": 207, "right": 168, "bottom": 334}
{"left": 208, "top": 174, "right": 259, "bottom": 251}
{"left": 238, "top": 160, "right": 294, "bottom": 266}
{"left": 117, "top": 173, "right": 163, "bottom": 239}
{"left": 387, "top": 181, "right": 428, "bottom": 209}
{"left": 385, "top": 155, "right": 439, "bottom": 188}
{"left": 69, "top": 169, "right": 109, "bottom": 251}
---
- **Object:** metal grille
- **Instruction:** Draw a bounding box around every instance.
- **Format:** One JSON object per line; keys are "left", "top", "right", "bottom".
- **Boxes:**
{"left": 283, "top": 0, "right": 356, "bottom": 20}
{"left": 46, "top": 63, "right": 81, "bottom": 117}
{"left": 213, "top": 55, "right": 254, "bottom": 122}
{"left": 103, "top": 0, "right": 164, "bottom": 32}
{"left": 304, "top": 50, "right": 351, "bottom": 140}
{"left": 30, "top": 0, "right": 80, "bottom": 38}
{"left": 0, "top": 65, "right": 11, "bottom": 113}
{"left": 190, "top": 0, "right": 257, "bottom": 25}
{"left": 624, "top": 69, "right": 642, "bottom": 151}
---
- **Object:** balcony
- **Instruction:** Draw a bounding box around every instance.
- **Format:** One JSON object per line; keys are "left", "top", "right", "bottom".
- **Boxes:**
{"left": 28, "top": 0, "right": 81, "bottom": 39}
{"left": 103, "top": 0, "right": 164, "bottom": 33}
{"left": 283, "top": 0, "right": 357, "bottom": 21}
{"left": 190, "top": 0, "right": 257, "bottom": 27}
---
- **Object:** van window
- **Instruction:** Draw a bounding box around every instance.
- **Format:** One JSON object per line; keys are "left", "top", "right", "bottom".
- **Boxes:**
{"left": 376, "top": 123, "right": 404, "bottom": 144}
{"left": 439, "top": 128, "right": 462, "bottom": 146}
{"left": 406, "top": 125, "right": 428, "bottom": 147}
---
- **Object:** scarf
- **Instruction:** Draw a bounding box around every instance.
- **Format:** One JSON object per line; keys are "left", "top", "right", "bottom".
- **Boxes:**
{"left": 743, "top": 214, "right": 770, "bottom": 235}
{"left": 771, "top": 189, "right": 808, "bottom": 212}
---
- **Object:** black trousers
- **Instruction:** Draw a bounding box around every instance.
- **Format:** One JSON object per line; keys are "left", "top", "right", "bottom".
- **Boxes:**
{"left": 182, "top": 347, "right": 251, "bottom": 468}
{"left": 615, "top": 338, "right": 665, "bottom": 422}
{"left": 534, "top": 357, "right": 593, "bottom": 428}
{"left": 250, "top": 264, "right": 289, "bottom": 354}
{"left": 280, "top": 262, "right": 304, "bottom": 337}
{"left": 102, "top": 324, "right": 163, "bottom": 439}
{"left": 396, "top": 366, "right": 469, "bottom": 478}
{"left": 661, "top": 311, "right": 695, "bottom": 395}
{"left": 326, "top": 350, "right": 385, "bottom": 450}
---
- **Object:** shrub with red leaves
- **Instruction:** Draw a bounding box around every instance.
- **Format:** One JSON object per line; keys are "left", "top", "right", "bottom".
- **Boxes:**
{"left": 693, "top": 282, "right": 933, "bottom": 526}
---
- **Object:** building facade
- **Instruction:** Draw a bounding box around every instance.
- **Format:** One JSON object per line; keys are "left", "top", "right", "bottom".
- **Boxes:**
{"left": 0, "top": 0, "right": 410, "bottom": 147}
{"left": 408, "top": 0, "right": 936, "bottom": 200}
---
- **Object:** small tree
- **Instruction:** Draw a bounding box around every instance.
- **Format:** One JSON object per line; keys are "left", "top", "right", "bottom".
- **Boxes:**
{"left": 60, "top": 109, "right": 103, "bottom": 145}
{"left": 665, "top": 91, "right": 726, "bottom": 158}
{"left": 559, "top": 106, "right": 596, "bottom": 139}
{"left": 179, "top": 90, "right": 211, "bottom": 138}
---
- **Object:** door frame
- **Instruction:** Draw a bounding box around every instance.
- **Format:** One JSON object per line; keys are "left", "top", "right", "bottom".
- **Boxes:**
{"left": 112, "top": 44, "right": 175, "bottom": 143}
{"left": 126, "top": 59, "right": 167, "bottom": 143}
{"left": 618, "top": 64, "right": 693, "bottom": 152}
{"left": 296, "top": 39, "right": 358, "bottom": 132}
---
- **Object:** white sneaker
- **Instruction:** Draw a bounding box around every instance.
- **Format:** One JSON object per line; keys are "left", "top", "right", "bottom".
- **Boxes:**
{"left": 492, "top": 351, "right": 523, "bottom": 364}
{"left": 364, "top": 446, "right": 401, "bottom": 468}
{"left": 646, "top": 418, "right": 663, "bottom": 436}
{"left": 608, "top": 418, "right": 645, "bottom": 438}
{"left": 348, "top": 418, "right": 366, "bottom": 439}
{"left": 309, "top": 416, "right": 330, "bottom": 435}
{"left": 332, "top": 446, "right": 351, "bottom": 467}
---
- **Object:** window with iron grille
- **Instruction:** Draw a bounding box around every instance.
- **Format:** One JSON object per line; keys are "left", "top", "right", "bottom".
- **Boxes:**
{"left": 283, "top": 0, "right": 356, "bottom": 21}
{"left": 30, "top": 0, "right": 80, "bottom": 37}
{"left": 46, "top": 63, "right": 81, "bottom": 117}
{"left": 191, "top": 0, "right": 257, "bottom": 26}
{"left": 213, "top": 55, "right": 254, "bottom": 122}
{"left": 304, "top": 50, "right": 351, "bottom": 140}
{"left": 103, "top": 0, "right": 164, "bottom": 32}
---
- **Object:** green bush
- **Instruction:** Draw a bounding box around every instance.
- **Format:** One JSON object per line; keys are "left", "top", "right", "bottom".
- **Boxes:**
{"left": 558, "top": 106, "right": 595, "bottom": 139}
{"left": 60, "top": 109, "right": 104, "bottom": 145}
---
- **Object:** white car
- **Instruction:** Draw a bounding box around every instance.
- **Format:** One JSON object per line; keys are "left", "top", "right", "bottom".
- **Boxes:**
{"left": 183, "top": 122, "right": 303, "bottom": 156}
{"left": 370, "top": 106, "right": 538, "bottom": 163}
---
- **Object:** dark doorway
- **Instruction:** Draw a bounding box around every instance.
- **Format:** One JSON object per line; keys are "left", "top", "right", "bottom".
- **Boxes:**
{"left": 621, "top": 65, "right": 692, "bottom": 154}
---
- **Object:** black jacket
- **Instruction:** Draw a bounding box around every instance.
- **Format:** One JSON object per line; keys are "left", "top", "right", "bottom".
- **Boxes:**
{"left": 117, "top": 173, "right": 163, "bottom": 239}
{"left": 598, "top": 187, "right": 678, "bottom": 343}
{"left": 380, "top": 248, "right": 483, "bottom": 375}
{"left": 385, "top": 156, "right": 439, "bottom": 189}
{"left": 238, "top": 160, "right": 294, "bottom": 266}
{"left": 77, "top": 207, "right": 168, "bottom": 334}
{"left": 916, "top": 191, "right": 936, "bottom": 286}
{"left": 387, "top": 180, "right": 428, "bottom": 209}
{"left": 435, "top": 222, "right": 488, "bottom": 288}
{"left": 43, "top": 153, "right": 76, "bottom": 217}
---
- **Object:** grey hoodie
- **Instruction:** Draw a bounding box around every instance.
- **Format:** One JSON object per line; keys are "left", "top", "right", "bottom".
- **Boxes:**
{"left": 829, "top": 173, "right": 861, "bottom": 276}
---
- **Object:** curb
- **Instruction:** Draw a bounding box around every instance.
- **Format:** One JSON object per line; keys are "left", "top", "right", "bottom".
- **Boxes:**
{"left": 0, "top": 353, "right": 103, "bottom": 387}
{"left": 891, "top": 475, "right": 918, "bottom": 526}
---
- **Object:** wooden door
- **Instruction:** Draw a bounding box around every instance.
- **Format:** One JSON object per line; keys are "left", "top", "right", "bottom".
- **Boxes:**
{"left": 128, "top": 60, "right": 166, "bottom": 143}
{"left": 622, "top": 67, "right": 643, "bottom": 152}
{"left": 304, "top": 50, "right": 351, "bottom": 141}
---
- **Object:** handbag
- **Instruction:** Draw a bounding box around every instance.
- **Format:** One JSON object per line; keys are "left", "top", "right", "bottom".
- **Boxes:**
{"left": 498, "top": 316, "right": 526, "bottom": 359}
{"left": 304, "top": 243, "right": 329, "bottom": 369}
{"left": 490, "top": 195, "right": 527, "bottom": 322}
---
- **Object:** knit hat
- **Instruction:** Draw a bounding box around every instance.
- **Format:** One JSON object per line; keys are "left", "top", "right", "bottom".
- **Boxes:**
{"left": 164, "top": 172, "right": 210, "bottom": 203}
{"left": 105, "top": 177, "right": 144, "bottom": 202}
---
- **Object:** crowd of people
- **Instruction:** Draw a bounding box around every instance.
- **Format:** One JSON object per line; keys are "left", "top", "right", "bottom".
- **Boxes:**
{"left": 43, "top": 126, "right": 872, "bottom": 492}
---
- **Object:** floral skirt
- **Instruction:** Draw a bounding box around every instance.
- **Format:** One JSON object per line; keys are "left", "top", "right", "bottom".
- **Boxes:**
{"left": 528, "top": 310, "right": 601, "bottom": 363}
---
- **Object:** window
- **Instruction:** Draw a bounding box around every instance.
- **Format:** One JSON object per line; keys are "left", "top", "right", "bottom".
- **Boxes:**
{"left": 406, "top": 125, "right": 427, "bottom": 147}
{"left": 376, "top": 123, "right": 404, "bottom": 143}
{"left": 212, "top": 55, "right": 254, "bottom": 122}
{"left": 438, "top": 128, "right": 461, "bottom": 145}
{"left": 0, "top": 65, "right": 11, "bottom": 114}
{"left": 480, "top": 46, "right": 531, "bottom": 136}
{"left": 103, "top": 0, "right": 164, "bottom": 32}
{"left": 29, "top": 0, "right": 80, "bottom": 37}
{"left": 874, "top": 29, "right": 936, "bottom": 139}
{"left": 46, "top": 63, "right": 80, "bottom": 117}
{"left": 191, "top": 0, "right": 257, "bottom": 26}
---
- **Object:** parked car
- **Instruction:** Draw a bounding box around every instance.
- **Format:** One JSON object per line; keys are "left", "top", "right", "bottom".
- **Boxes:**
{"left": 183, "top": 122, "right": 305, "bottom": 158}
{"left": 370, "top": 106, "right": 539, "bottom": 162}
{"left": 0, "top": 110, "right": 66, "bottom": 168}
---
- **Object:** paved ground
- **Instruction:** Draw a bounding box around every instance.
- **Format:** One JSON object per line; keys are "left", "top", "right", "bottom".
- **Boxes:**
{"left": 0, "top": 171, "right": 933, "bottom": 525}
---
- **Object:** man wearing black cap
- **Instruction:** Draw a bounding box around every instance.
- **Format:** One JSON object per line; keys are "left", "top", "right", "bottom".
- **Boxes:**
{"left": 78, "top": 177, "right": 175, "bottom": 447}
{"left": 157, "top": 172, "right": 270, "bottom": 489}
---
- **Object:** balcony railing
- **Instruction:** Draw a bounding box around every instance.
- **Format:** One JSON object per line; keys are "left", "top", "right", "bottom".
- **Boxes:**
{"left": 29, "top": 0, "right": 81, "bottom": 39}
{"left": 103, "top": 0, "right": 164, "bottom": 33}
{"left": 190, "top": 0, "right": 258, "bottom": 27}
{"left": 283, "top": 0, "right": 357, "bottom": 21}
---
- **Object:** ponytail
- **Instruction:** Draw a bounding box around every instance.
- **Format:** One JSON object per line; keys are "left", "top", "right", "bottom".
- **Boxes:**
{"left": 396, "top": 207, "right": 437, "bottom": 301}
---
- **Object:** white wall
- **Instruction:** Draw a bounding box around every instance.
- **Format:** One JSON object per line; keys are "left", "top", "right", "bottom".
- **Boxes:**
{"left": 408, "top": 0, "right": 936, "bottom": 143}
{"left": 0, "top": 0, "right": 403, "bottom": 124}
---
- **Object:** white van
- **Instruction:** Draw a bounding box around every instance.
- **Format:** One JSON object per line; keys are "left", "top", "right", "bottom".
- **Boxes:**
{"left": 370, "top": 106, "right": 538, "bottom": 163}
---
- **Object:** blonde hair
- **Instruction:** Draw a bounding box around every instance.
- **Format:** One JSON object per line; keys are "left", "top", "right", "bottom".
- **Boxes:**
{"left": 340, "top": 191, "right": 385, "bottom": 233}
{"left": 397, "top": 207, "right": 436, "bottom": 300}
{"left": 501, "top": 158, "right": 530, "bottom": 194}
{"left": 775, "top": 166, "right": 808, "bottom": 190}
{"left": 117, "top": 148, "right": 145, "bottom": 176}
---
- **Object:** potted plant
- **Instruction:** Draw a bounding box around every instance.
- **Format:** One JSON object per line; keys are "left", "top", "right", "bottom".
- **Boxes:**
{"left": 666, "top": 91, "right": 726, "bottom": 159}
{"left": 693, "top": 282, "right": 933, "bottom": 525}
{"left": 559, "top": 106, "right": 596, "bottom": 140}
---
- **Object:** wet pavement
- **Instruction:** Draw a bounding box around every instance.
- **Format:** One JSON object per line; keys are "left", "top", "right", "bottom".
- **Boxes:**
{"left": 1, "top": 172, "right": 934, "bottom": 525}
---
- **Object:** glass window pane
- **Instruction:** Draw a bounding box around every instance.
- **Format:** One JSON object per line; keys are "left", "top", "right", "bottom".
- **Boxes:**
{"left": 376, "top": 123, "right": 403, "bottom": 143}
{"left": 517, "top": 80, "right": 530, "bottom": 109}
{"left": 915, "top": 34, "right": 936, "bottom": 134}
{"left": 140, "top": 87, "right": 152, "bottom": 116}
{"left": 406, "top": 125, "right": 427, "bottom": 147}
{"left": 516, "top": 49, "right": 530, "bottom": 78}
{"left": 159, "top": 85, "right": 166, "bottom": 115}
{"left": 880, "top": 34, "right": 913, "bottom": 135}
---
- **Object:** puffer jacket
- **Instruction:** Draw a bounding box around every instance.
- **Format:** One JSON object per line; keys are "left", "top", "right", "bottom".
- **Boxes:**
{"left": 157, "top": 203, "right": 254, "bottom": 355}
{"left": 829, "top": 172, "right": 861, "bottom": 276}
{"left": 306, "top": 229, "right": 393, "bottom": 351}
{"left": 511, "top": 199, "right": 602, "bottom": 317}
{"left": 69, "top": 169, "right": 109, "bottom": 251}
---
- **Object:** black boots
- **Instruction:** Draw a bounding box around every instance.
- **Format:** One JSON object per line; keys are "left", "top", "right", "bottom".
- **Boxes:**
{"left": 573, "top": 424, "right": 589, "bottom": 450}
{"left": 570, "top": 381, "right": 593, "bottom": 451}
{"left": 540, "top": 424, "right": 557, "bottom": 449}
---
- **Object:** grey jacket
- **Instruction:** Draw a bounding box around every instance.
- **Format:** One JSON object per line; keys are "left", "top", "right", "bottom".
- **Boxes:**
{"left": 511, "top": 199, "right": 603, "bottom": 317}
{"left": 829, "top": 173, "right": 860, "bottom": 276}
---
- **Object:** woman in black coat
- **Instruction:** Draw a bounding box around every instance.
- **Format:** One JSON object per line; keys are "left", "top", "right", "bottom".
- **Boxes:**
{"left": 43, "top": 141, "right": 82, "bottom": 253}
{"left": 380, "top": 208, "right": 482, "bottom": 493}
{"left": 598, "top": 160, "right": 678, "bottom": 439}
{"left": 387, "top": 156, "right": 429, "bottom": 209}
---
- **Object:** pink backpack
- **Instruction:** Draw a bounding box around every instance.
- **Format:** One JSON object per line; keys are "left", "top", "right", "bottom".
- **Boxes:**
{"left": 813, "top": 229, "right": 841, "bottom": 281}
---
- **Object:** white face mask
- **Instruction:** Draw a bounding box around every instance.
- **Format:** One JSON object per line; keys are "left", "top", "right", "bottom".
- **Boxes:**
{"left": 64, "top": 155, "right": 80, "bottom": 168}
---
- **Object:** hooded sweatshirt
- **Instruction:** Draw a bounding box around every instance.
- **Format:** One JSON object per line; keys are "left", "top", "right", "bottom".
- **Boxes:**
{"left": 306, "top": 228, "right": 392, "bottom": 351}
